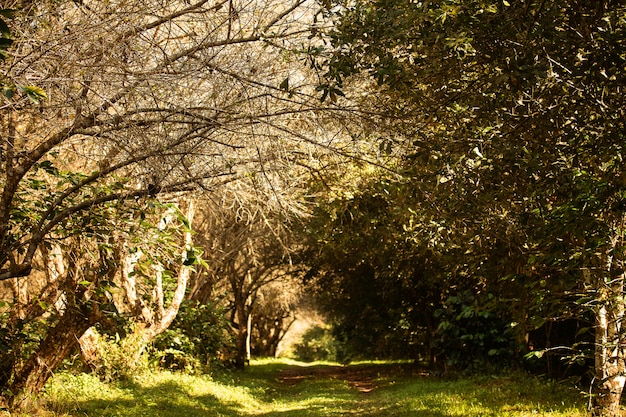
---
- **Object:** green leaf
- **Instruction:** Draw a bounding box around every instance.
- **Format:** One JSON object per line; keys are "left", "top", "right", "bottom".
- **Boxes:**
{"left": 0, "top": 37, "right": 12, "bottom": 48}
{"left": 524, "top": 350, "right": 544, "bottom": 359}
{"left": 173, "top": 207, "right": 191, "bottom": 229}
{"left": 2, "top": 86, "right": 14, "bottom": 99}
{"left": 18, "top": 85, "right": 48, "bottom": 104}
{"left": 183, "top": 249, "right": 196, "bottom": 266}
{"left": 0, "top": 19, "right": 9, "bottom": 36}
{"left": 38, "top": 160, "right": 58, "bottom": 175}
{"left": 0, "top": 9, "right": 15, "bottom": 18}
{"left": 279, "top": 77, "right": 289, "bottom": 91}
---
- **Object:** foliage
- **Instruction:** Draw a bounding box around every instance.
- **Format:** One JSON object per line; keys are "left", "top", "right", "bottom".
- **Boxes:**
{"left": 433, "top": 291, "right": 519, "bottom": 370}
{"left": 301, "top": 171, "right": 442, "bottom": 362}
{"left": 0, "top": 191, "right": 198, "bottom": 408}
{"left": 292, "top": 325, "right": 338, "bottom": 362}
{"left": 91, "top": 327, "right": 151, "bottom": 383}
{"left": 309, "top": 6, "right": 626, "bottom": 411}
{"left": 0, "top": 300, "right": 49, "bottom": 386}
{"left": 315, "top": 0, "right": 626, "bottom": 278}
{"left": 151, "top": 301, "right": 231, "bottom": 373}
{"left": 0, "top": 9, "right": 12, "bottom": 61}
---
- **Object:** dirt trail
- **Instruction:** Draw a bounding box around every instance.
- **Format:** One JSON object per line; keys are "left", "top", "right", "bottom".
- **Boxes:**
{"left": 277, "top": 363, "right": 427, "bottom": 394}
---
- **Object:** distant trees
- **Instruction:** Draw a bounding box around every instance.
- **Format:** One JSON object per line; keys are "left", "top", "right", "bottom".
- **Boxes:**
{"left": 251, "top": 279, "right": 300, "bottom": 358}
{"left": 190, "top": 192, "right": 302, "bottom": 368}
{"left": 308, "top": 1, "right": 625, "bottom": 415}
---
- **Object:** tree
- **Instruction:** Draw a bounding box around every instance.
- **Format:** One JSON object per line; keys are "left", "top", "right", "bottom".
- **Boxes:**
{"left": 301, "top": 169, "right": 444, "bottom": 363}
{"left": 1, "top": 196, "right": 197, "bottom": 408}
{"left": 250, "top": 278, "right": 301, "bottom": 357}
{"left": 191, "top": 192, "right": 302, "bottom": 368}
{"left": 1, "top": 0, "right": 367, "bottom": 406}
{"left": 78, "top": 198, "right": 199, "bottom": 377}
{"left": 0, "top": 0, "right": 329, "bottom": 283}
{"left": 314, "top": 1, "right": 625, "bottom": 415}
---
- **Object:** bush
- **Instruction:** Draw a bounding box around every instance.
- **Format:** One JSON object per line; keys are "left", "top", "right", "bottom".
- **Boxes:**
{"left": 151, "top": 300, "right": 231, "bottom": 372}
{"left": 84, "top": 325, "right": 150, "bottom": 382}
{"left": 292, "top": 325, "right": 338, "bottom": 362}
{"left": 433, "top": 291, "right": 519, "bottom": 371}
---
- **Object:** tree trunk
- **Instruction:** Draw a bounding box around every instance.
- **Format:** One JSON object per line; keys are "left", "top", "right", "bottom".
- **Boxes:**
{"left": 78, "top": 327, "right": 102, "bottom": 372}
{"left": 591, "top": 298, "right": 626, "bottom": 417}
{"left": 246, "top": 313, "right": 252, "bottom": 363}
{"left": 232, "top": 287, "right": 249, "bottom": 369}
{"left": 234, "top": 330, "right": 247, "bottom": 369}
{"left": 589, "top": 245, "right": 626, "bottom": 417}
{"left": 234, "top": 310, "right": 248, "bottom": 369}
{"left": 113, "top": 199, "right": 196, "bottom": 367}
{"left": 8, "top": 304, "right": 99, "bottom": 410}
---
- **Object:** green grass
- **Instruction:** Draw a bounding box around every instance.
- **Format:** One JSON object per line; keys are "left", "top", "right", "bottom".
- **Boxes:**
{"left": 368, "top": 372, "right": 585, "bottom": 416}
{"left": 4, "top": 358, "right": 587, "bottom": 417}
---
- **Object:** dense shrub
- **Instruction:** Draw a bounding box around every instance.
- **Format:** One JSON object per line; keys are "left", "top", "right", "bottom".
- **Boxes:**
{"left": 97, "top": 329, "right": 150, "bottom": 382}
{"left": 152, "top": 301, "right": 232, "bottom": 372}
{"left": 292, "top": 325, "right": 338, "bottom": 362}
{"left": 433, "top": 291, "right": 518, "bottom": 371}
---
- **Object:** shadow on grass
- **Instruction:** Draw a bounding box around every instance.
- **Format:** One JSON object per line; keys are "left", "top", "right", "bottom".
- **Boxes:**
{"left": 366, "top": 371, "right": 585, "bottom": 417}
{"left": 44, "top": 361, "right": 585, "bottom": 417}
{"left": 62, "top": 379, "right": 227, "bottom": 417}
{"left": 60, "top": 381, "right": 360, "bottom": 417}
{"left": 51, "top": 365, "right": 364, "bottom": 417}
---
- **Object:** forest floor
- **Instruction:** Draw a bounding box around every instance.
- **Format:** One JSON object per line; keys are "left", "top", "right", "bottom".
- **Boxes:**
{"left": 276, "top": 361, "right": 426, "bottom": 394}
{"left": 5, "top": 358, "right": 589, "bottom": 417}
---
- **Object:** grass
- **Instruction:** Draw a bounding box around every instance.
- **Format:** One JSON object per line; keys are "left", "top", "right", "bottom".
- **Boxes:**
{"left": 2, "top": 358, "right": 587, "bottom": 417}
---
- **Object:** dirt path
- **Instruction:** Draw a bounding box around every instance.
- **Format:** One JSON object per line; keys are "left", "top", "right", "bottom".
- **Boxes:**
{"left": 277, "top": 362, "right": 426, "bottom": 394}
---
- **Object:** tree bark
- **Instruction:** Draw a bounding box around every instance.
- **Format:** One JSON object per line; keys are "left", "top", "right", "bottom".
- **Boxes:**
{"left": 78, "top": 327, "right": 102, "bottom": 372}
{"left": 233, "top": 293, "right": 249, "bottom": 369}
{"left": 589, "top": 243, "right": 626, "bottom": 417}
{"left": 8, "top": 303, "right": 99, "bottom": 410}
{"left": 246, "top": 313, "right": 252, "bottom": 363}
{"left": 116, "top": 199, "right": 196, "bottom": 366}
{"left": 591, "top": 296, "right": 626, "bottom": 416}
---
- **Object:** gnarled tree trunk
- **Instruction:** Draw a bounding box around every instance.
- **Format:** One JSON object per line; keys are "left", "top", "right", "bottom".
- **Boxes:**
{"left": 86, "top": 199, "right": 197, "bottom": 368}
{"left": 8, "top": 302, "right": 100, "bottom": 409}
{"left": 232, "top": 288, "right": 250, "bottom": 369}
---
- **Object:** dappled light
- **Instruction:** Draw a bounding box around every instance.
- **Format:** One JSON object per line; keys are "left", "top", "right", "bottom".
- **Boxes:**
{"left": 33, "top": 360, "right": 585, "bottom": 417}
{"left": 1, "top": 0, "right": 624, "bottom": 415}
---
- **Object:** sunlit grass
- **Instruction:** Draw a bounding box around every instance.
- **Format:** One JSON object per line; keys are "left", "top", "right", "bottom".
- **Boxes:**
{"left": 2, "top": 358, "right": 587, "bottom": 417}
{"left": 368, "top": 372, "right": 586, "bottom": 417}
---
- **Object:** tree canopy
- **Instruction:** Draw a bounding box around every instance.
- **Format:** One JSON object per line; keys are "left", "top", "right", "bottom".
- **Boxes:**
{"left": 1, "top": 1, "right": 625, "bottom": 415}
{"left": 304, "top": 1, "right": 625, "bottom": 415}
{"left": 0, "top": 0, "right": 367, "bottom": 406}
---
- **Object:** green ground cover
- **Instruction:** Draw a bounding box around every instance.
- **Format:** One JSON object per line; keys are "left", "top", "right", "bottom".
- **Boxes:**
{"left": 4, "top": 359, "right": 587, "bottom": 417}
